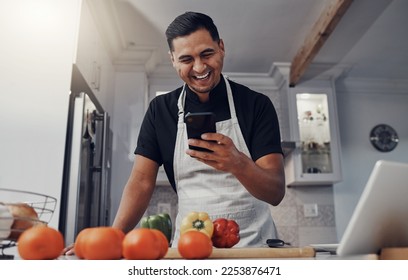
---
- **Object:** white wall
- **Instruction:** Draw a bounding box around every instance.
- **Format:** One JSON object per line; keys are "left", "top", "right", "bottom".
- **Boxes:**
{"left": 334, "top": 78, "right": 408, "bottom": 238}
{"left": 0, "top": 0, "right": 82, "bottom": 228}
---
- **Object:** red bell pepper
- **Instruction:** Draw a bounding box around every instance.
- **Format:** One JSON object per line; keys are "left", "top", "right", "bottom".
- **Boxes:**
{"left": 211, "top": 218, "right": 240, "bottom": 248}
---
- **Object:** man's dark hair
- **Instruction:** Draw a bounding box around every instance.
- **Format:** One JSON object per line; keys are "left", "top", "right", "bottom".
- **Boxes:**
{"left": 165, "top": 11, "right": 220, "bottom": 51}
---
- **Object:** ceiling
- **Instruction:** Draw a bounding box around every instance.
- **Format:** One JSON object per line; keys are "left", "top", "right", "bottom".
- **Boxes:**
{"left": 93, "top": 0, "right": 408, "bottom": 84}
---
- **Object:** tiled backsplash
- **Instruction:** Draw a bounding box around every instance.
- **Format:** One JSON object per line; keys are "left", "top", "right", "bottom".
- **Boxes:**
{"left": 139, "top": 184, "right": 178, "bottom": 241}
{"left": 270, "top": 185, "right": 337, "bottom": 246}
{"left": 144, "top": 183, "right": 337, "bottom": 247}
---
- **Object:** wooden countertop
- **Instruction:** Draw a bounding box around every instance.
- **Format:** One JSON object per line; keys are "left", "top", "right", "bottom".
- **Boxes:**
{"left": 164, "top": 246, "right": 316, "bottom": 259}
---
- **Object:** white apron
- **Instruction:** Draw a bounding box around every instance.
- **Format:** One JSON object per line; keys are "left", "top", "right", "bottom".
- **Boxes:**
{"left": 172, "top": 76, "right": 277, "bottom": 247}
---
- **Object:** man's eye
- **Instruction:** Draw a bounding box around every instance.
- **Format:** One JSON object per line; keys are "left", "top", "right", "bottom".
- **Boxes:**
{"left": 202, "top": 52, "right": 214, "bottom": 58}
{"left": 179, "top": 58, "right": 192, "bottom": 64}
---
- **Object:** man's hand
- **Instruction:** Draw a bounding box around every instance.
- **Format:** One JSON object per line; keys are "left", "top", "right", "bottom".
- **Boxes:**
{"left": 186, "top": 133, "right": 244, "bottom": 173}
{"left": 185, "top": 132, "right": 285, "bottom": 206}
{"left": 61, "top": 243, "right": 75, "bottom": 255}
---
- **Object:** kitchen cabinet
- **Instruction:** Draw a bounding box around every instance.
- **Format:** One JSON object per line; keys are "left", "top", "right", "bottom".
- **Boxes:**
{"left": 75, "top": 0, "right": 114, "bottom": 99}
{"left": 284, "top": 81, "right": 342, "bottom": 186}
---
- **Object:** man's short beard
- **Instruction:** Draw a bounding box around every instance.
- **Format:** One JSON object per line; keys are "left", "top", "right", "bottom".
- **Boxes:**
{"left": 190, "top": 85, "right": 215, "bottom": 94}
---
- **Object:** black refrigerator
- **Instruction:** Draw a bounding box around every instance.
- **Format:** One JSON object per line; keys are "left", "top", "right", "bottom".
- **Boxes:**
{"left": 59, "top": 65, "right": 112, "bottom": 244}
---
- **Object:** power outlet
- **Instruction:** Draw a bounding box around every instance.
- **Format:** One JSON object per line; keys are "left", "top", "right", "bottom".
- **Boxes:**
{"left": 303, "top": 203, "right": 318, "bottom": 217}
{"left": 157, "top": 203, "right": 171, "bottom": 214}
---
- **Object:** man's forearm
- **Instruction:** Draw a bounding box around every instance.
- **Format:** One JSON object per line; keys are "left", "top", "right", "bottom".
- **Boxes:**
{"left": 112, "top": 179, "right": 155, "bottom": 233}
{"left": 113, "top": 155, "right": 159, "bottom": 232}
{"left": 232, "top": 153, "right": 285, "bottom": 206}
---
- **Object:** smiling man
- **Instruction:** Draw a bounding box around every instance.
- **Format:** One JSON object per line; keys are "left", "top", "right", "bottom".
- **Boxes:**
{"left": 60, "top": 12, "right": 286, "bottom": 255}
{"left": 111, "top": 11, "right": 286, "bottom": 247}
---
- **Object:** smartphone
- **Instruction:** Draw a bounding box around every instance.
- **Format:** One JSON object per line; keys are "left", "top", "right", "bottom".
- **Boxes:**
{"left": 185, "top": 112, "right": 216, "bottom": 152}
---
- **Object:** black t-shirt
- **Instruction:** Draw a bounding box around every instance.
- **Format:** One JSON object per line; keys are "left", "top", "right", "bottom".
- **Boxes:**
{"left": 135, "top": 76, "right": 283, "bottom": 191}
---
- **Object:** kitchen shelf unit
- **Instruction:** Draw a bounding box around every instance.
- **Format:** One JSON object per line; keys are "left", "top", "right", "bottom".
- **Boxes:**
{"left": 284, "top": 81, "right": 342, "bottom": 186}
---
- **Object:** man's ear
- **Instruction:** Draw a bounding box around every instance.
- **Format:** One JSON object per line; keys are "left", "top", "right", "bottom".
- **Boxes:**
{"left": 219, "top": 39, "right": 225, "bottom": 56}
{"left": 169, "top": 51, "right": 176, "bottom": 67}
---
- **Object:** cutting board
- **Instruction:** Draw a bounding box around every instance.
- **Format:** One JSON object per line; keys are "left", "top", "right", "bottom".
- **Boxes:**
{"left": 380, "top": 247, "right": 408, "bottom": 260}
{"left": 164, "top": 247, "right": 316, "bottom": 259}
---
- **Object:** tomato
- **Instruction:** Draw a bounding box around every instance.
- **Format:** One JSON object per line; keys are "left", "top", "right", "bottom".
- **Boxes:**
{"left": 17, "top": 225, "right": 64, "bottom": 260}
{"left": 112, "top": 227, "right": 126, "bottom": 242}
{"left": 177, "top": 230, "right": 213, "bottom": 259}
{"left": 74, "top": 227, "right": 92, "bottom": 259}
{"left": 122, "top": 228, "right": 161, "bottom": 260}
{"left": 74, "top": 227, "right": 123, "bottom": 260}
{"left": 151, "top": 229, "right": 169, "bottom": 259}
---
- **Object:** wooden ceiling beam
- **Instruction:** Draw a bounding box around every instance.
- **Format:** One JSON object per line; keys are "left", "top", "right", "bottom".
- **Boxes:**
{"left": 289, "top": 0, "right": 354, "bottom": 87}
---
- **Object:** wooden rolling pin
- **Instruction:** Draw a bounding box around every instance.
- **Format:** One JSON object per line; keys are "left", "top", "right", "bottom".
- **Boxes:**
{"left": 165, "top": 247, "right": 316, "bottom": 259}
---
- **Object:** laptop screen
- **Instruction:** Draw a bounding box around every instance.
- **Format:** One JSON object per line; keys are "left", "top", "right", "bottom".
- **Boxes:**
{"left": 336, "top": 160, "right": 408, "bottom": 256}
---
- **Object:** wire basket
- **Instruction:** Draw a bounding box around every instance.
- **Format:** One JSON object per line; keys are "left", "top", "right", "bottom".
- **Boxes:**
{"left": 0, "top": 188, "right": 57, "bottom": 259}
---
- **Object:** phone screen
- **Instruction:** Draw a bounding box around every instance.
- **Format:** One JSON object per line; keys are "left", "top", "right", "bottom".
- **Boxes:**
{"left": 185, "top": 112, "right": 216, "bottom": 152}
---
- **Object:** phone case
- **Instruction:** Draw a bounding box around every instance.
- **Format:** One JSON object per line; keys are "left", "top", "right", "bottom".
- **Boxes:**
{"left": 185, "top": 112, "right": 216, "bottom": 152}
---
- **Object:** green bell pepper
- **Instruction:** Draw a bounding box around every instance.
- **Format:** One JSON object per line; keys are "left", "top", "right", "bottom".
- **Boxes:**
{"left": 141, "top": 213, "right": 172, "bottom": 244}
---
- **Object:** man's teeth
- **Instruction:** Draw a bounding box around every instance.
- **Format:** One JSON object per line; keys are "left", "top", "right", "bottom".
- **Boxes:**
{"left": 195, "top": 72, "right": 210, "bottom": 79}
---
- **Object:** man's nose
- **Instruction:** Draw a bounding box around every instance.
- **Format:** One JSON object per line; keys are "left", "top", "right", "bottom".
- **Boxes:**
{"left": 193, "top": 59, "right": 206, "bottom": 73}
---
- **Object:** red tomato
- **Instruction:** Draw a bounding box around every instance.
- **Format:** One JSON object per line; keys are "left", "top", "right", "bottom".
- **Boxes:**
{"left": 74, "top": 227, "right": 93, "bottom": 259}
{"left": 18, "top": 225, "right": 64, "bottom": 260}
{"left": 122, "top": 228, "right": 161, "bottom": 260}
{"left": 151, "top": 229, "right": 169, "bottom": 259}
{"left": 75, "top": 227, "right": 123, "bottom": 260}
{"left": 178, "top": 231, "right": 213, "bottom": 259}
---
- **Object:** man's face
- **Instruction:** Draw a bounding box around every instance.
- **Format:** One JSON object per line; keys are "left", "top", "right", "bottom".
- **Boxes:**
{"left": 170, "top": 28, "right": 225, "bottom": 96}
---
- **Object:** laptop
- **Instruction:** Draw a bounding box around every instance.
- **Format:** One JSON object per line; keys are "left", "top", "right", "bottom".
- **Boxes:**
{"left": 336, "top": 160, "right": 408, "bottom": 256}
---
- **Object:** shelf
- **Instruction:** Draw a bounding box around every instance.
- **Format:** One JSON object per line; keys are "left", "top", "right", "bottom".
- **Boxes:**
{"left": 284, "top": 83, "right": 342, "bottom": 186}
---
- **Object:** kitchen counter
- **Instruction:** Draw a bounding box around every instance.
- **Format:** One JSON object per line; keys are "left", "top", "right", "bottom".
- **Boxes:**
{"left": 2, "top": 245, "right": 387, "bottom": 260}
{"left": 164, "top": 247, "right": 316, "bottom": 259}
{"left": 57, "top": 247, "right": 378, "bottom": 260}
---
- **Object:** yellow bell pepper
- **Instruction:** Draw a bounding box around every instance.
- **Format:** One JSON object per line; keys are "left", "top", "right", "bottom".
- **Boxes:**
{"left": 180, "top": 211, "right": 214, "bottom": 237}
